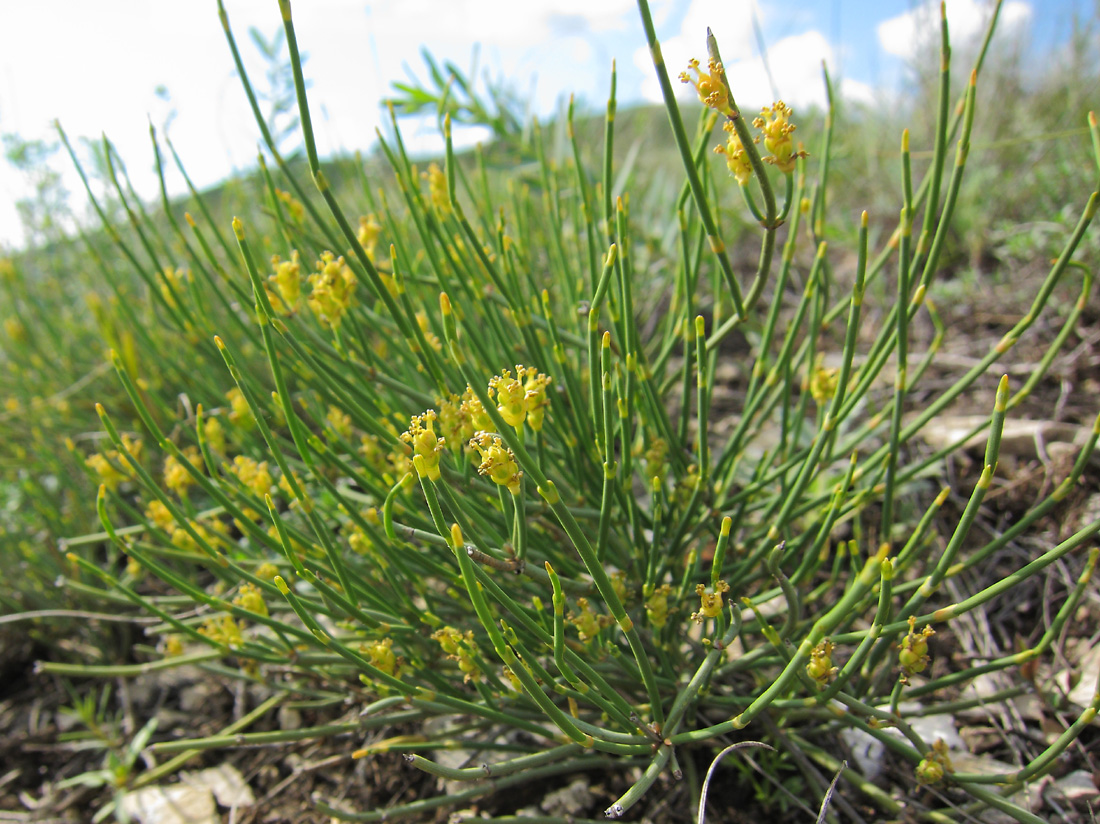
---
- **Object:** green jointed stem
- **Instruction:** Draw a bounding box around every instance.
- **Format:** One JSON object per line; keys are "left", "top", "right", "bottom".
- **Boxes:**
{"left": 694, "top": 315, "right": 709, "bottom": 481}
{"left": 765, "top": 544, "right": 800, "bottom": 640}
{"left": 880, "top": 132, "right": 914, "bottom": 549}
{"left": 404, "top": 744, "right": 584, "bottom": 782}
{"left": 908, "top": 548, "right": 1097, "bottom": 699}
{"left": 274, "top": 0, "right": 418, "bottom": 340}
{"left": 696, "top": 553, "right": 882, "bottom": 740}
{"left": 219, "top": 2, "right": 343, "bottom": 252}
{"left": 809, "top": 63, "right": 835, "bottom": 240}
{"left": 450, "top": 524, "right": 592, "bottom": 747}
{"left": 132, "top": 695, "right": 286, "bottom": 791}
{"left": 710, "top": 516, "right": 732, "bottom": 587}
{"left": 39, "top": 649, "right": 220, "bottom": 678}
{"left": 900, "top": 375, "right": 1008, "bottom": 619}
{"left": 602, "top": 61, "right": 617, "bottom": 247}
{"left": 814, "top": 558, "right": 894, "bottom": 705}
{"left": 634, "top": 0, "right": 747, "bottom": 320}
{"left": 663, "top": 604, "right": 742, "bottom": 736}
{"left": 443, "top": 299, "right": 665, "bottom": 726}
{"left": 744, "top": 226, "right": 861, "bottom": 550}
{"left": 318, "top": 758, "right": 642, "bottom": 822}
{"left": 213, "top": 329, "right": 359, "bottom": 601}
{"left": 463, "top": 561, "right": 639, "bottom": 732}
{"left": 566, "top": 96, "right": 601, "bottom": 292}
{"left": 545, "top": 562, "right": 581, "bottom": 687}
{"left": 604, "top": 746, "right": 672, "bottom": 819}
{"left": 597, "top": 333, "right": 616, "bottom": 563}
{"left": 914, "top": 3, "right": 951, "bottom": 264}
{"left": 151, "top": 716, "right": 413, "bottom": 755}
{"left": 95, "top": 403, "right": 223, "bottom": 565}
{"left": 956, "top": 785, "right": 1046, "bottom": 824}
{"left": 832, "top": 515, "right": 1100, "bottom": 650}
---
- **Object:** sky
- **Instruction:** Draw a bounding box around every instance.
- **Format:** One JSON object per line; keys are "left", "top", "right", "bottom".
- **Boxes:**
{"left": 0, "top": 0, "right": 1092, "bottom": 249}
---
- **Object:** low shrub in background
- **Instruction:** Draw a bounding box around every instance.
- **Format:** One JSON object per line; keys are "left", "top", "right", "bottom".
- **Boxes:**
{"left": 7, "top": 0, "right": 1100, "bottom": 821}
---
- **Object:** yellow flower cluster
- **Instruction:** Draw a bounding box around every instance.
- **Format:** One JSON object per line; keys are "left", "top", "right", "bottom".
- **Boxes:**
{"left": 488, "top": 366, "right": 552, "bottom": 432}
{"left": 160, "top": 267, "right": 189, "bottom": 309}
{"left": 85, "top": 434, "right": 143, "bottom": 491}
{"left": 610, "top": 570, "right": 629, "bottom": 605}
{"left": 489, "top": 369, "right": 526, "bottom": 428}
{"left": 438, "top": 388, "right": 492, "bottom": 452}
{"left": 806, "top": 639, "right": 838, "bottom": 686}
{"left": 357, "top": 214, "right": 382, "bottom": 260}
{"left": 681, "top": 58, "right": 807, "bottom": 184}
{"left": 308, "top": 251, "right": 357, "bottom": 330}
{"left": 267, "top": 251, "right": 302, "bottom": 315}
{"left": 203, "top": 415, "right": 226, "bottom": 454}
{"left": 278, "top": 469, "right": 304, "bottom": 503}
{"left": 163, "top": 446, "right": 200, "bottom": 496}
{"left": 423, "top": 162, "right": 450, "bottom": 214}
{"left": 522, "top": 368, "right": 552, "bottom": 431}
{"left": 355, "top": 215, "right": 400, "bottom": 298}
{"left": 363, "top": 637, "right": 398, "bottom": 677}
{"left": 358, "top": 434, "right": 388, "bottom": 476}
{"left": 432, "top": 626, "right": 479, "bottom": 681}
{"left": 233, "top": 582, "right": 268, "bottom": 617}
{"left": 470, "top": 432, "right": 522, "bottom": 495}
{"left": 809, "top": 364, "right": 840, "bottom": 405}
{"left": 349, "top": 527, "right": 385, "bottom": 568}
{"left": 226, "top": 387, "right": 253, "bottom": 429}
{"left": 691, "top": 580, "right": 730, "bottom": 623}
{"left": 416, "top": 311, "right": 442, "bottom": 353}
{"left": 569, "top": 598, "right": 609, "bottom": 642}
{"left": 170, "top": 518, "right": 227, "bottom": 554}
{"left": 275, "top": 188, "right": 305, "bottom": 223}
{"left": 679, "top": 57, "right": 730, "bottom": 115}
{"left": 4, "top": 317, "right": 26, "bottom": 343}
{"left": 571, "top": 599, "right": 599, "bottom": 640}
{"left": 145, "top": 499, "right": 174, "bottom": 532}
{"left": 199, "top": 613, "right": 244, "bottom": 648}
{"left": 645, "top": 584, "right": 672, "bottom": 629}
{"left": 753, "top": 101, "right": 802, "bottom": 173}
{"left": 387, "top": 445, "right": 412, "bottom": 483}
{"left": 899, "top": 616, "right": 935, "bottom": 677}
{"left": 916, "top": 739, "right": 953, "bottom": 785}
{"left": 502, "top": 665, "right": 523, "bottom": 692}
{"left": 715, "top": 121, "right": 753, "bottom": 186}
{"left": 229, "top": 455, "right": 273, "bottom": 498}
{"left": 402, "top": 409, "right": 446, "bottom": 481}
{"left": 643, "top": 437, "right": 668, "bottom": 483}
{"left": 327, "top": 405, "right": 352, "bottom": 440}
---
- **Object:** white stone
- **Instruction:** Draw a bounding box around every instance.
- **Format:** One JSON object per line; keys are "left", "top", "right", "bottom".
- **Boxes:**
{"left": 119, "top": 784, "right": 217, "bottom": 824}
{"left": 181, "top": 764, "right": 254, "bottom": 808}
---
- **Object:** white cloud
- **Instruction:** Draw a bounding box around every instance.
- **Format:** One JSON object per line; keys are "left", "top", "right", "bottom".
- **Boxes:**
{"left": 736, "top": 30, "right": 832, "bottom": 109}
{"left": 0, "top": 0, "right": 643, "bottom": 246}
{"left": 679, "top": 0, "right": 759, "bottom": 58}
{"left": 839, "top": 78, "right": 876, "bottom": 107}
{"left": 0, "top": 0, "right": 1035, "bottom": 248}
{"left": 633, "top": 0, "right": 754, "bottom": 104}
{"left": 877, "top": 0, "right": 1032, "bottom": 61}
{"left": 360, "top": 0, "right": 634, "bottom": 48}
{"left": 633, "top": 0, "right": 861, "bottom": 111}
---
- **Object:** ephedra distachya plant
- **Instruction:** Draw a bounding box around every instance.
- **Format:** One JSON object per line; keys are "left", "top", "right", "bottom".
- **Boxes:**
{"left": 41, "top": 0, "right": 1100, "bottom": 821}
